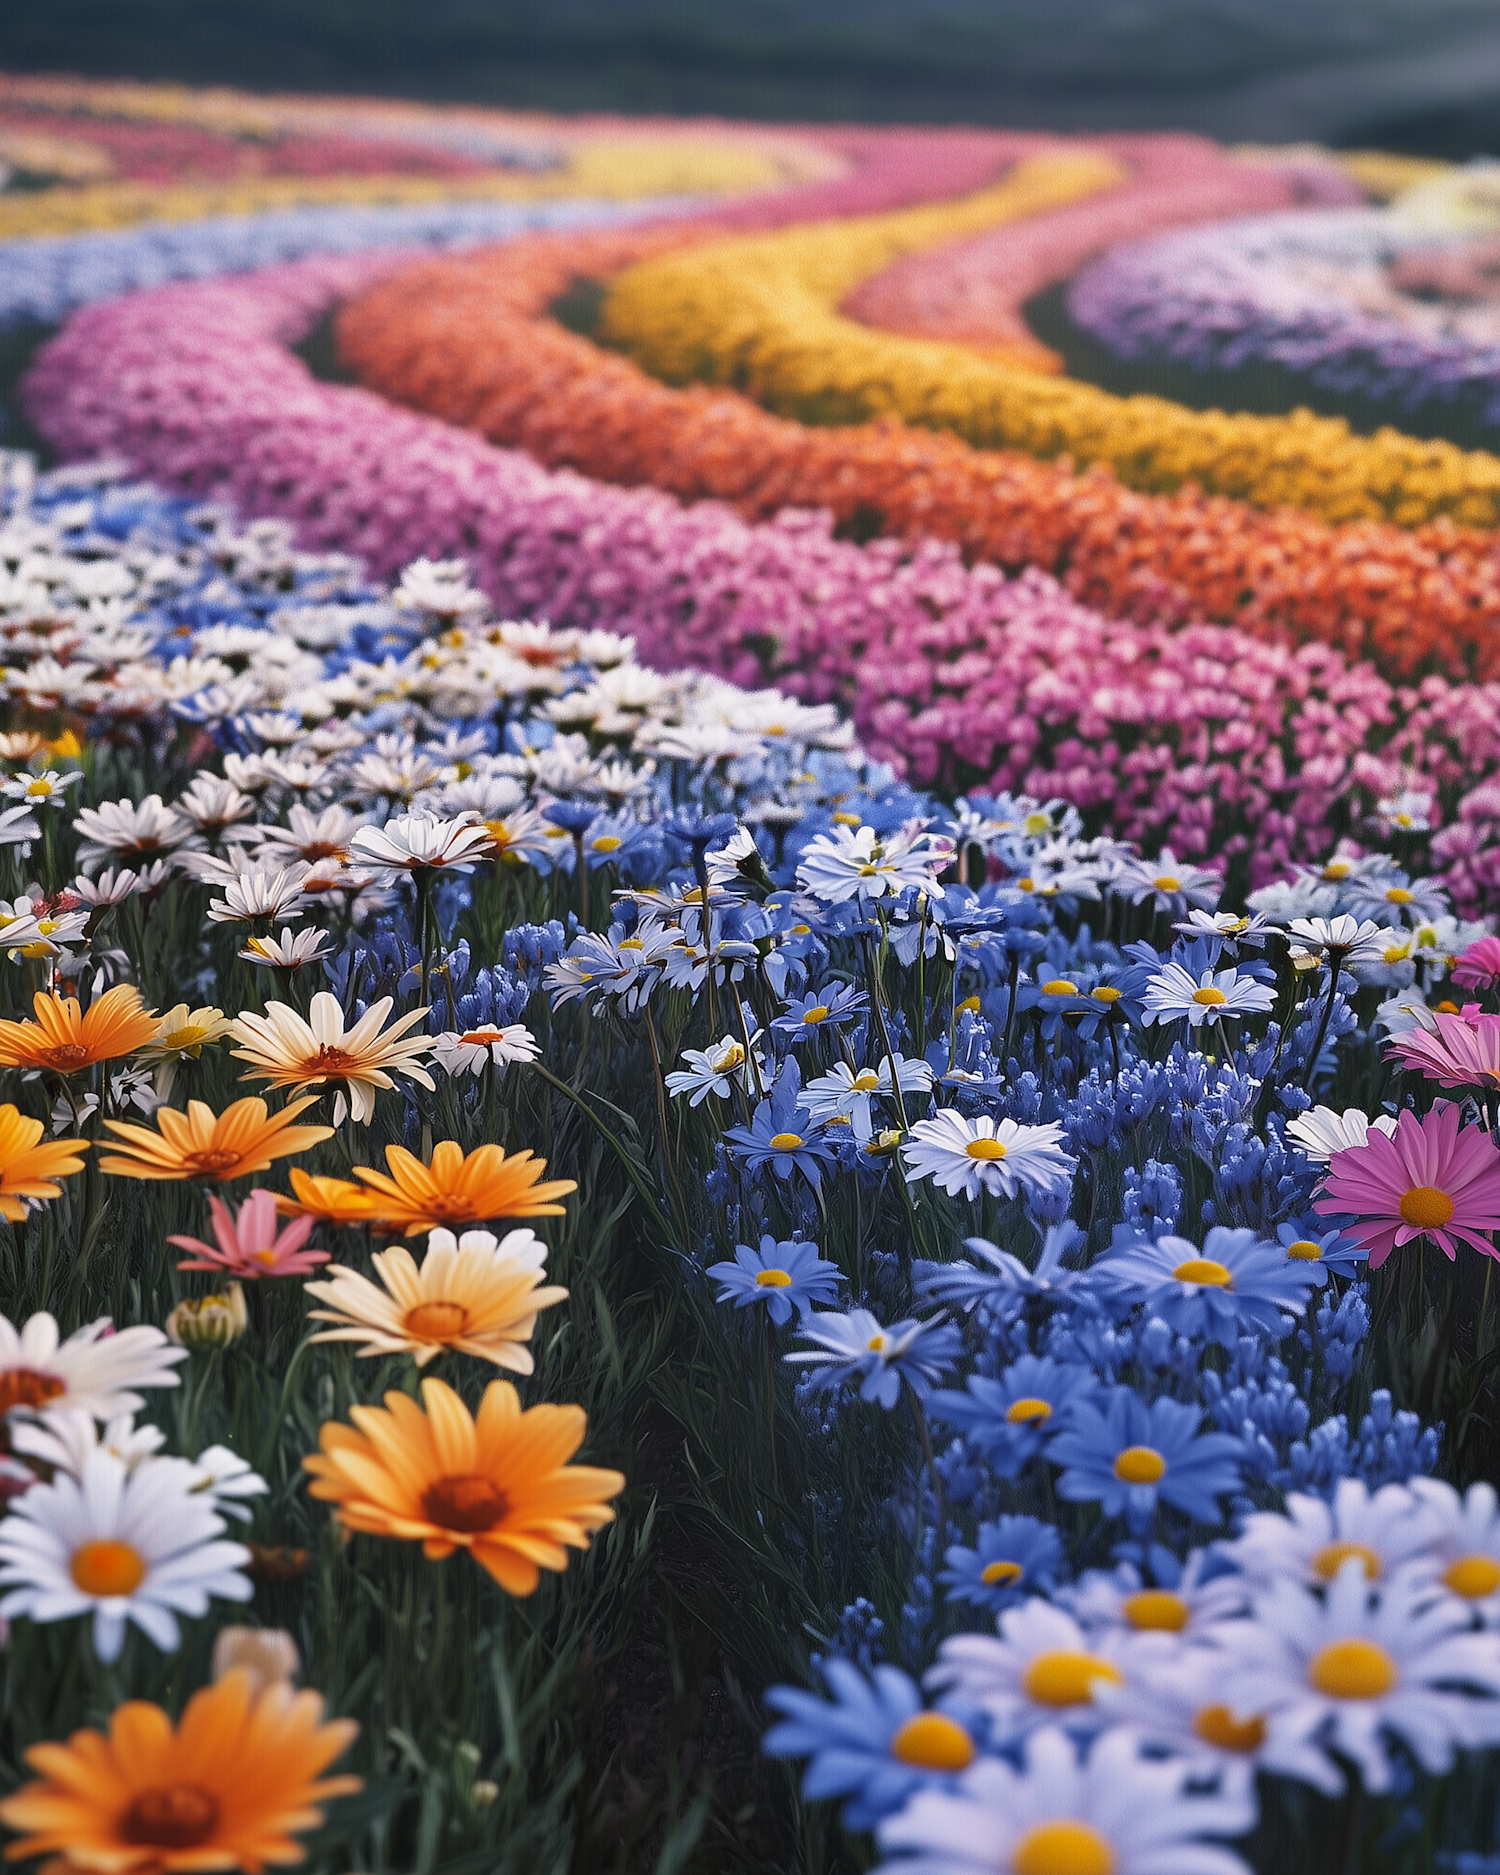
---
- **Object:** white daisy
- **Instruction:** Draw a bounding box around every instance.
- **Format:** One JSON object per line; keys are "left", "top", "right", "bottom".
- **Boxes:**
{"left": 876, "top": 1724, "right": 1254, "bottom": 1875}
{"left": 796, "top": 824, "right": 954, "bottom": 904}
{"left": 0, "top": 1449, "right": 252, "bottom": 1661}
{"left": 429, "top": 1023, "right": 540, "bottom": 1076}
{"left": 1112, "top": 849, "right": 1224, "bottom": 916}
{"left": 1140, "top": 964, "right": 1275, "bottom": 1029}
{"left": 1283, "top": 1105, "right": 1399, "bottom": 1164}
{"left": 239, "top": 925, "right": 332, "bottom": 970}
{"left": 1284, "top": 915, "right": 1402, "bottom": 970}
{"left": 73, "top": 794, "right": 198, "bottom": 873}
{"left": 804, "top": 1055, "right": 933, "bottom": 1143}
{"left": 1212, "top": 1559, "right": 1500, "bottom": 1795}
{"left": 902, "top": 1111, "right": 1075, "bottom": 1203}
{"left": 205, "top": 862, "right": 311, "bottom": 925}
{"left": 186, "top": 1444, "right": 268, "bottom": 1523}
{"left": 663, "top": 1035, "right": 761, "bottom": 1106}
{"left": 1408, "top": 1480, "right": 1500, "bottom": 1623}
{"left": 926, "top": 1598, "right": 1148, "bottom": 1742}
{"left": 0, "top": 1312, "right": 184, "bottom": 1421}
{"left": 349, "top": 811, "right": 494, "bottom": 877}
{"left": 10, "top": 1408, "right": 166, "bottom": 1478}
{"left": 1223, "top": 1478, "right": 1443, "bottom": 1591}
{"left": 1063, "top": 1553, "right": 1249, "bottom": 1645}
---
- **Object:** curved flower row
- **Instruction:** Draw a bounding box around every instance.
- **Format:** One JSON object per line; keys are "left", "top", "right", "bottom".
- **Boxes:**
{"left": 597, "top": 184, "right": 1500, "bottom": 529}
{"left": 1068, "top": 203, "right": 1500, "bottom": 432}
{"left": 337, "top": 225, "right": 1500, "bottom": 683}
{"left": 24, "top": 250, "right": 1500, "bottom": 901}
{"left": 842, "top": 133, "right": 1326, "bottom": 366}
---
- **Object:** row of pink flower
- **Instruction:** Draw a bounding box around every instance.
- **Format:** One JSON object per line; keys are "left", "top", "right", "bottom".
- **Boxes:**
{"left": 843, "top": 133, "right": 1357, "bottom": 359}
{"left": 25, "top": 250, "right": 1500, "bottom": 907}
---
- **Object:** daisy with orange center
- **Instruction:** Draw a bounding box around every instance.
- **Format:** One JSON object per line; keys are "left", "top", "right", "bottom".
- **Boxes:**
{"left": 280, "top": 1138, "right": 575, "bottom": 1234}
{"left": 229, "top": 991, "right": 433, "bottom": 1125}
{"left": 0, "top": 983, "right": 158, "bottom": 1075}
{"left": 0, "top": 1102, "right": 87, "bottom": 1221}
{"left": 304, "top": 1225, "right": 568, "bottom": 1370}
{"left": 97, "top": 1096, "right": 333, "bottom": 1183}
{"left": 304, "top": 1375, "right": 623, "bottom": 1595}
{"left": 0, "top": 1665, "right": 359, "bottom": 1875}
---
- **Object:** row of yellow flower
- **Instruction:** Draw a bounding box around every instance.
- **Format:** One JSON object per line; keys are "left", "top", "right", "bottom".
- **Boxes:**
{"left": 597, "top": 151, "right": 1500, "bottom": 530}
{"left": 0, "top": 138, "right": 799, "bottom": 240}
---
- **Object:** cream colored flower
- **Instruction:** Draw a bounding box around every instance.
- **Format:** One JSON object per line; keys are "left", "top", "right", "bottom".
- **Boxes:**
{"left": 229, "top": 991, "right": 433, "bottom": 1125}
{"left": 304, "top": 1227, "right": 567, "bottom": 1371}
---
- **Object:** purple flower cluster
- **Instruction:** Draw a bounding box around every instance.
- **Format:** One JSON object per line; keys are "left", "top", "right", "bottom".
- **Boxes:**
{"left": 25, "top": 253, "right": 1500, "bottom": 906}
{"left": 1068, "top": 208, "right": 1500, "bottom": 428}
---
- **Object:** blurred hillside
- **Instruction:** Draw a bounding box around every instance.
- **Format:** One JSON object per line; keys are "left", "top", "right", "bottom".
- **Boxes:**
{"left": 4, "top": 0, "right": 1500, "bottom": 151}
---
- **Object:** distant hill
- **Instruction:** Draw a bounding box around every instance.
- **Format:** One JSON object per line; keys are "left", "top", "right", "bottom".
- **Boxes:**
{"left": 5, "top": 0, "right": 1500, "bottom": 152}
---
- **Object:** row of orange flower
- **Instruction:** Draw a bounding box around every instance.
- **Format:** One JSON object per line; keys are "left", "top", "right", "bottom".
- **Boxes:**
{"left": 336, "top": 225, "right": 1500, "bottom": 683}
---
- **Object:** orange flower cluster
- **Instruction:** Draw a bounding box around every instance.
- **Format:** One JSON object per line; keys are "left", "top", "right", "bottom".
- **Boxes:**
{"left": 336, "top": 228, "right": 1500, "bottom": 683}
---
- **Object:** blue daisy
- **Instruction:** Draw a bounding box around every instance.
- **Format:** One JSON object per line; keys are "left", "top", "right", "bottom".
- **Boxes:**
{"left": 940, "top": 1515, "right": 1065, "bottom": 1613}
{"left": 1273, "top": 1219, "right": 1368, "bottom": 1285}
{"left": 706, "top": 1235, "right": 844, "bottom": 1325}
{"left": 1048, "top": 1387, "right": 1243, "bottom": 1534}
{"left": 723, "top": 1058, "right": 838, "bottom": 1190}
{"left": 762, "top": 1659, "right": 978, "bottom": 1829}
{"left": 1092, "top": 1225, "right": 1320, "bottom": 1346}
{"left": 926, "top": 1354, "right": 1097, "bottom": 1477}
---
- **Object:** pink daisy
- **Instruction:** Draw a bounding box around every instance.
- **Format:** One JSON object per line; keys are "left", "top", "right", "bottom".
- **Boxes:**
{"left": 1453, "top": 936, "right": 1500, "bottom": 991}
{"left": 1388, "top": 1010, "right": 1500, "bottom": 1090}
{"left": 169, "top": 1188, "right": 327, "bottom": 1278}
{"left": 1315, "top": 1104, "right": 1500, "bottom": 1269}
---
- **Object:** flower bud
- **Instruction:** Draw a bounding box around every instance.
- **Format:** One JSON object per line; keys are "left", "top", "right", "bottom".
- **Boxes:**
{"left": 212, "top": 1625, "right": 299, "bottom": 1691}
{"left": 166, "top": 1282, "right": 247, "bottom": 1349}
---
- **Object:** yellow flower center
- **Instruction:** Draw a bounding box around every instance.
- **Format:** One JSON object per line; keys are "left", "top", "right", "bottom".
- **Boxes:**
{"left": 1012, "top": 1822, "right": 1116, "bottom": 1875}
{"left": 1193, "top": 1705, "right": 1267, "bottom": 1754}
{"left": 1091, "top": 987, "right": 1121, "bottom": 1004}
{"left": 1022, "top": 1651, "right": 1122, "bottom": 1707}
{"left": 121, "top": 1785, "right": 221, "bottom": 1850}
{"left": 1446, "top": 1555, "right": 1500, "bottom": 1599}
{"left": 888, "top": 1712, "right": 975, "bottom": 1772}
{"left": 71, "top": 1538, "right": 147, "bottom": 1597}
{"left": 404, "top": 1301, "right": 470, "bottom": 1340}
{"left": 1023, "top": 813, "right": 1052, "bottom": 835}
{"left": 1386, "top": 887, "right": 1414, "bottom": 905}
{"left": 768, "top": 1132, "right": 804, "bottom": 1151}
{"left": 833, "top": 811, "right": 862, "bottom": 827}
{"left": 801, "top": 1005, "right": 830, "bottom": 1024}
{"left": 850, "top": 1070, "right": 880, "bottom": 1092}
{"left": 1286, "top": 1240, "right": 1323, "bottom": 1261}
{"left": 1309, "top": 1638, "right": 1398, "bottom": 1701}
{"left": 755, "top": 1269, "right": 794, "bottom": 1289}
{"left": 421, "top": 1474, "right": 509, "bottom": 1534}
{"left": 1399, "top": 1186, "right": 1455, "bottom": 1230}
{"left": 159, "top": 1024, "right": 209, "bottom": 1050}
{"left": 1383, "top": 947, "right": 1410, "bottom": 965}
{"left": 1041, "top": 980, "right": 1078, "bottom": 996}
{"left": 956, "top": 995, "right": 981, "bottom": 1013}
{"left": 1153, "top": 874, "right": 1182, "bottom": 892}
{"left": 1192, "top": 986, "right": 1228, "bottom": 1006}
{"left": 591, "top": 835, "right": 623, "bottom": 853}
{"left": 24, "top": 779, "right": 51, "bottom": 797}
{"left": 1006, "top": 1398, "right": 1053, "bottom": 1424}
{"left": 1123, "top": 1590, "right": 1190, "bottom": 1632}
{"left": 1172, "top": 1258, "right": 1233, "bottom": 1288}
{"left": 1113, "top": 1446, "right": 1166, "bottom": 1485}
{"left": 617, "top": 938, "right": 644, "bottom": 950}
{"left": 1313, "top": 1542, "right": 1381, "bottom": 1582}
{"left": 981, "top": 1559, "right": 1025, "bottom": 1585}
{"left": 867, "top": 1333, "right": 889, "bottom": 1353}
{"left": 965, "top": 1137, "right": 1007, "bottom": 1161}
{"left": 1016, "top": 877, "right": 1035, "bottom": 892}
{"left": 1323, "top": 861, "right": 1352, "bottom": 880}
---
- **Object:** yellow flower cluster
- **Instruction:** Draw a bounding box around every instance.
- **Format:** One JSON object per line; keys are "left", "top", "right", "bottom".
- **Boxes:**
{"left": 1334, "top": 149, "right": 1452, "bottom": 203}
{"left": 0, "top": 138, "right": 795, "bottom": 241}
{"left": 598, "top": 151, "right": 1500, "bottom": 529}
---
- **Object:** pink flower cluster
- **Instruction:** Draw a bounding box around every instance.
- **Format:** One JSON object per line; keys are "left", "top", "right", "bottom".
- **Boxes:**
{"left": 842, "top": 133, "right": 1354, "bottom": 361}
{"left": 27, "top": 253, "right": 1500, "bottom": 906}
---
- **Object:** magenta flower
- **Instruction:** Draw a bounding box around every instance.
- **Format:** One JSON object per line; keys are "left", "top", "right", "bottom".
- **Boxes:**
{"left": 1315, "top": 1104, "right": 1500, "bottom": 1269}
{"left": 1388, "top": 1010, "right": 1500, "bottom": 1091}
{"left": 1453, "top": 936, "right": 1500, "bottom": 991}
{"left": 168, "top": 1188, "right": 327, "bottom": 1278}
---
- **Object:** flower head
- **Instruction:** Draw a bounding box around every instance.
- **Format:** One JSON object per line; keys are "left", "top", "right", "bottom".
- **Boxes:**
{"left": 0, "top": 1667, "right": 359, "bottom": 1873}
{"left": 901, "top": 1111, "right": 1075, "bottom": 1203}
{"left": 940, "top": 1515, "right": 1065, "bottom": 1614}
{"left": 1047, "top": 1388, "right": 1243, "bottom": 1532}
{"left": 169, "top": 1188, "right": 325, "bottom": 1277}
{"left": 1094, "top": 1226, "right": 1320, "bottom": 1345}
{"left": 927, "top": 1355, "right": 1096, "bottom": 1478}
{"left": 229, "top": 991, "right": 434, "bottom": 1125}
{"left": 1453, "top": 935, "right": 1500, "bottom": 991}
{"left": 1315, "top": 1102, "right": 1500, "bottom": 1268}
{"left": 305, "top": 1226, "right": 567, "bottom": 1370}
{"left": 787, "top": 1308, "right": 959, "bottom": 1409}
{"left": 1387, "top": 1008, "right": 1500, "bottom": 1091}
{"left": 1140, "top": 962, "right": 1274, "bottom": 1029}
{"left": 0, "top": 1449, "right": 252, "bottom": 1660}
{"left": 706, "top": 1234, "right": 843, "bottom": 1325}
{"left": 98, "top": 1095, "right": 333, "bottom": 1182}
{"left": 304, "top": 1376, "right": 622, "bottom": 1595}
{"left": 345, "top": 1139, "right": 575, "bottom": 1232}
{"left": 0, "top": 1103, "right": 86, "bottom": 1221}
{"left": 430, "top": 1023, "right": 540, "bottom": 1076}
{"left": 0, "top": 983, "right": 159, "bottom": 1075}
{"left": 1284, "top": 1103, "right": 1398, "bottom": 1164}
{"left": 0, "top": 1312, "right": 183, "bottom": 1419}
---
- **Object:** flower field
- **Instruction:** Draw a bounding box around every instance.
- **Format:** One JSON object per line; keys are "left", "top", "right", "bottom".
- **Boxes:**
{"left": 10, "top": 72, "right": 1500, "bottom": 1875}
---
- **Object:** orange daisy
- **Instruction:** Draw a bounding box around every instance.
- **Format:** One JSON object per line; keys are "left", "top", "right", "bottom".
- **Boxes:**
{"left": 348, "top": 1140, "right": 575, "bottom": 1232}
{"left": 303, "top": 1375, "right": 623, "bottom": 1595}
{"left": 0, "top": 1103, "right": 86, "bottom": 1221}
{"left": 97, "top": 1096, "right": 333, "bottom": 1183}
{"left": 0, "top": 1665, "right": 359, "bottom": 1875}
{"left": 0, "top": 984, "right": 159, "bottom": 1075}
{"left": 276, "top": 1168, "right": 383, "bottom": 1228}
